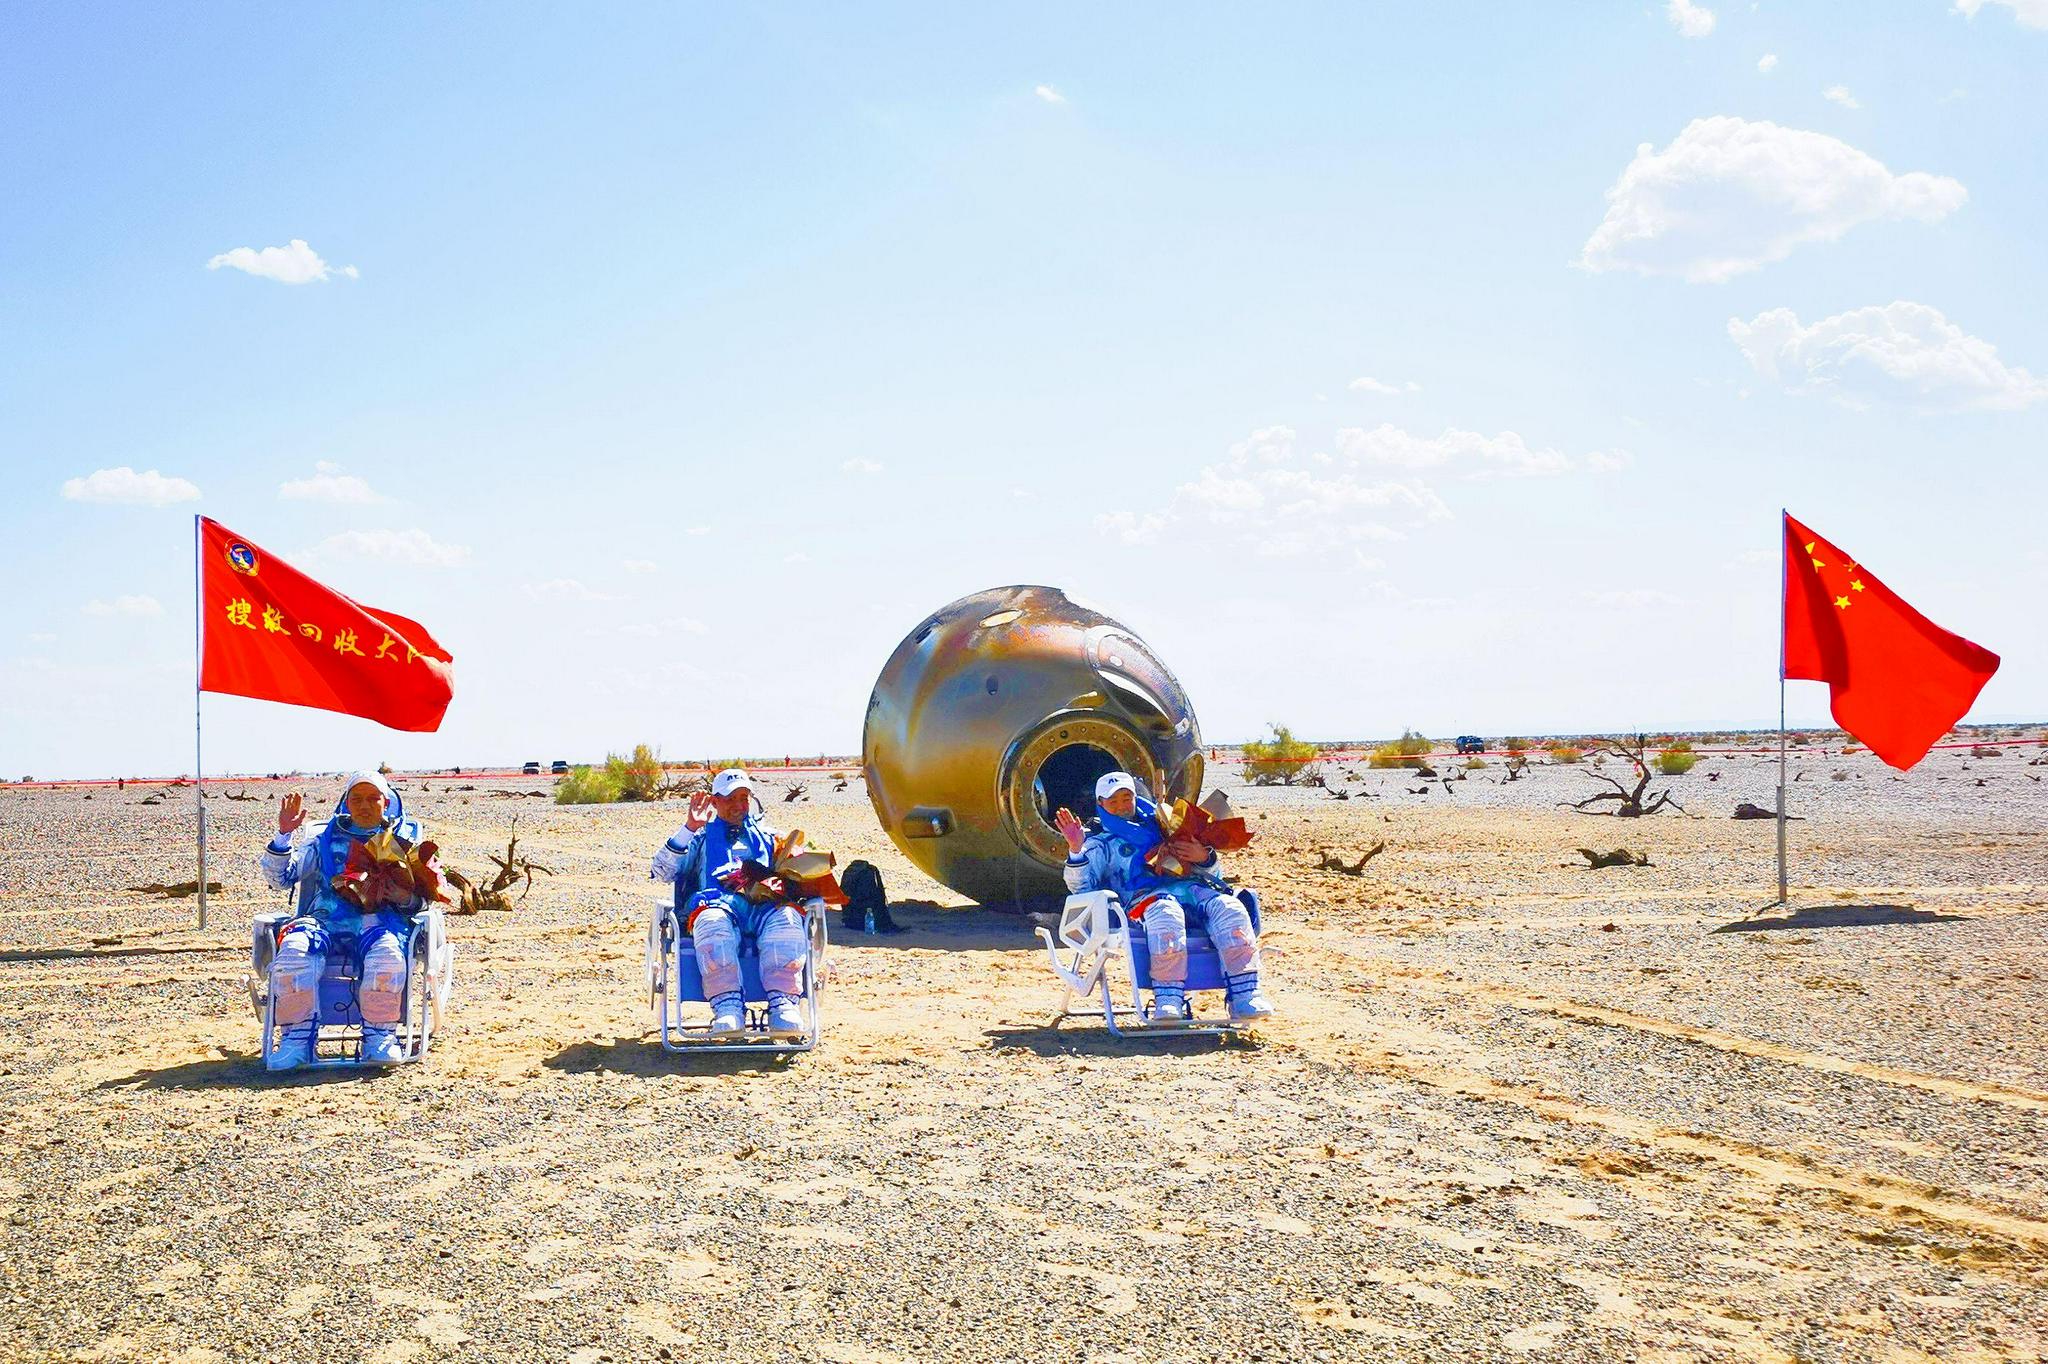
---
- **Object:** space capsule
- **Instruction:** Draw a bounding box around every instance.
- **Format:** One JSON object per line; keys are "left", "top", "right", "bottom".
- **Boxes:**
{"left": 862, "top": 586, "right": 1205, "bottom": 907}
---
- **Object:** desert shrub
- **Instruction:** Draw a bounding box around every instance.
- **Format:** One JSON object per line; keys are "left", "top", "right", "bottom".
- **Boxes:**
{"left": 1504, "top": 736, "right": 1529, "bottom": 753}
{"left": 613, "top": 743, "right": 665, "bottom": 801}
{"left": 1243, "top": 724, "right": 1323, "bottom": 786}
{"left": 555, "top": 764, "right": 621, "bottom": 805}
{"left": 1655, "top": 742, "right": 1698, "bottom": 775}
{"left": 1549, "top": 743, "right": 1584, "bottom": 764}
{"left": 1369, "top": 729, "right": 1435, "bottom": 770}
{"left": 1463, "top": 756, "right": 1487, "bottom": 770}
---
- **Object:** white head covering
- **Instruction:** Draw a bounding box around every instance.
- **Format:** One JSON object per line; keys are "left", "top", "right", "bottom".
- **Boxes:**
{"left": 1094, "top": 771, "right": 1136, "bottom": 803}
{"left": 337, "top": 769, "right": 399, "bottom": 823}
{"left": 711, "top": 767, "right": 753, "bottom": 798}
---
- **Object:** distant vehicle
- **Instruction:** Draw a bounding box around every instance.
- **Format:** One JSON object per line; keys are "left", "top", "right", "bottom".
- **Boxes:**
{"left": 550, "top": 760, "right": 570, "bottom": 774}
{"left": 520, "top": 761, "right": 541, "bottom": 775}
{"left": 1454, "top": 736, "right": 1486, "bottom": 754}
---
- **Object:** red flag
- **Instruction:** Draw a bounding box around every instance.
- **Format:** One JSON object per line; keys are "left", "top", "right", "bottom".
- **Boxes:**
{"left": 1782, "top": 513, "right": 1997, "bottom": 770}
{"left": 199, "top": 517, "right": 454, "bottom": 732}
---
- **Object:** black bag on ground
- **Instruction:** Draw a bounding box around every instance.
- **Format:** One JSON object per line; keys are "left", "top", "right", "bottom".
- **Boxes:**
{"left": 839, "top": 859, "right": 900, "bottom": 934}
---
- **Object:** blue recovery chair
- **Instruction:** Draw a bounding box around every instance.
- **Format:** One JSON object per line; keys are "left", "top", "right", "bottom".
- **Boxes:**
{"left": 1037, "top": 887, "right": 1264, "bottom": 1037}
{"left": 245, "top": 905, "right": 454, "bottom": 1069}
{"left": 646, "top": 899, "right": 828, "bottom": 1055}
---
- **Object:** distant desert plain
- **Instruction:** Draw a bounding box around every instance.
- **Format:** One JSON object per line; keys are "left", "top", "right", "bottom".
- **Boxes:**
{"left": 2, "top": 732, "right": 2045, "bottom": 1363}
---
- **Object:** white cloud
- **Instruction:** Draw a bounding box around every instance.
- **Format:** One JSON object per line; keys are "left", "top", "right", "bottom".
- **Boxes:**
{"left": 83, "top": 594, "right": 164, "bottom": 618}
{"left": 784, "top": 551, "right": 811, "bottom": 564}
{"left": 621, "top": 559, "right": 657, "bottom": 574}
{"left": 524, "top": 578, "right": 618, "bottom": 602}
{"left": 1824, "top": 85, "right": 1861, "bottom": 109}
{"left": 1728, "top": 301, "right": 2048, "bottom": 412}
{"left": 1584, "top": 589, "right": 1686, "bottom": 609}
{"left": 1757, "top": 53, "right": 1779, "bottom": 73}
{"left": 841, "top": 458, "right": 884, "bottom": 476}
{"left": 1347, "top": 376, "right": 1420, "bottom": 396}
{"left": 205, "top": 238, "right": 357, "bottom": 285}
{"left": 1954, "top": 0, "right": 2048, "bottom": 30}
{"left": 1582, "top": 450, "right": 1634, "bottom": 473}
{"left": 1095, "top": 425, "right": 1450, "bottom": 559}
{"left": 1666, "top": 0, "right": 1716, "bottom": 38}
{"left": 60, "top": 466, "right": 201, "bottom": 506}
{"left": 1579, "top": 116, "right": 1966, "bottom": 283}
{"left": 312, "top": 528, "right": 470, "bottom": 568}
{"left": 684, "top": 525, "right": 711, "bottom": 537}
{"left": 617, "top": 615, "right": 709, "bottom": 639}
{"left": 278, "top": 465, "right": 380, "bottom": 504}
{"left": 1338, "top": 423, "right": 1625, "bottom": 480}
{"left": 1034, "top": 84, "right": 1066, "bottom": 104}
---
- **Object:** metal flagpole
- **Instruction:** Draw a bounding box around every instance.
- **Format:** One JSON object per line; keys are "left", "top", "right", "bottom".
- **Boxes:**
{"left": 192, "top": 516, "right": 208, "bottom": 929}
{"left": 1776, "top": 509, "right": 1789, "bottom": 906}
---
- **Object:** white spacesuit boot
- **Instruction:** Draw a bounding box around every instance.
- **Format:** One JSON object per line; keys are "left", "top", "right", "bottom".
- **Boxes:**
{"left": 268, "top": 1022, "right": 316, "bottom": 1071}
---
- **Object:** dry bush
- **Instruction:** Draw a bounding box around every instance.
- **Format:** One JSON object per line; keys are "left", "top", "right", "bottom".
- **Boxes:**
{"left": 1243, "top": 724, "right": 1323, "bottom": 786}
{"left": 1369, "top": 729, "right": 1434, "bottom": 770}
{"left": 1463, "top": 755, "right": 1487, "bottom": 770}
{"left": 1655, "top": 741, "right": 1697, "bottom": 775}
{"left": 1504, "top": 737, "right": 1529, "bottom": 753}
{"left": 1549, "top": 743, "right": 1584, "bottom": 764}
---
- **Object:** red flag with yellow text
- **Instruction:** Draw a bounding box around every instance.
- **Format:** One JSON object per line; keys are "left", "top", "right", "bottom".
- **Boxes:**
{"left": 199, "top": 517, "right": 454, "bottom": 732}
{"left": 1782, "top": 513, "right": 1997, "bottom": 771}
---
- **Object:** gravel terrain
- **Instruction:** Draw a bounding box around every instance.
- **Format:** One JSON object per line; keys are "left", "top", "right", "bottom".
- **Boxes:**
{"left": 1, "top": 740, "right": 2044, "bottom": 1362}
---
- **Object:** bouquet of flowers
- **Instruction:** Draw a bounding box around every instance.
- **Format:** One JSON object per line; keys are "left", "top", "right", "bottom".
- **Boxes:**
{"left": 1146, "top": 790, "right": 1255, "bottom": 879}
{"left": 332, "top": 828, "right": 448, "bottom": 911}
{"left": 717, "top": 829, "right": 849, "bottom": 907}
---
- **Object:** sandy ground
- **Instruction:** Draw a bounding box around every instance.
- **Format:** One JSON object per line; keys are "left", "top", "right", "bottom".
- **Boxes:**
{"left": 2, "top": 741, "right": 2046, "bottom": 1363}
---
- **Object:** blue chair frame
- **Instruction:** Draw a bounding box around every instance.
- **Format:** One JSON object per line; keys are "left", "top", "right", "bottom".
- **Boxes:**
{"left": 247, "top": 906, "right": 452, "bottom": 1069}
{"left": 1037, "top": 887, "right": 1264, "bottom": 1037}
{"left": 647, "top": 901, "right": 827, "bottom": 1055}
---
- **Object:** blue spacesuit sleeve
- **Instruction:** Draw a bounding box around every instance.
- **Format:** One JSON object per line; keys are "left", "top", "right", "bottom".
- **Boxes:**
{"left": 258, "top": 829, "right": 317, "bottom": 892}
{"left": 1064, "top": 832, "right": 1113, "bottom": 896}
{"left": 651, "top": 824, "right": 699, "bottom": 884}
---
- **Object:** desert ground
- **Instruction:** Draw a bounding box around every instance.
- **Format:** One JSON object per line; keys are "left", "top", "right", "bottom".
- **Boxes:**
{"left": 1, "top": 740, "right": 2045, "bottom": 1363}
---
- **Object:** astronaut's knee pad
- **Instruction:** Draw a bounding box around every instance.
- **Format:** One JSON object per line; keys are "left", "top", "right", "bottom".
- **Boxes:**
{"left": 270, "top": 930, "right": 324, "bottom": 1025}
{"left": 358, "top": 934, "right": 409, "bottom": 1026}
{"left": 1137, "top": 895, "right": 1188, "bottom": 982}
{"left": 755, "top": 907, "right": 808, "bottom": 995}
{"left": 690, "top": 899, "right": 743, "bottom": 993}
{"left": 1203, "top": 895, "right": 1260, "bottom": 975}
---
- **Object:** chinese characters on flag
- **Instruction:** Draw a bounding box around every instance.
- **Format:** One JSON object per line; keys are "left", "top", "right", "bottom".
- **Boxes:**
{"left": 199, "top": 518, "right": 454, "bottom": 732}
{"left": 1782, "top": 512, "right": 1998, "bottom": 771}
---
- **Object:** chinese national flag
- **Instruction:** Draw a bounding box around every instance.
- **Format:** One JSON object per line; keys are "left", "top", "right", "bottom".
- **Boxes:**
{"left": 199, "top": 517, "right": 454, "bottom": 732}
{"left": 1782, "top": 513, "right": 1997, "bottom": 770}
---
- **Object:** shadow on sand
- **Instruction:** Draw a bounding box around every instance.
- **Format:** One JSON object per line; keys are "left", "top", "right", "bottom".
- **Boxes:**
{"left": 982, "top": 1021, "right": 1261, "bottom": 1057}
{"left": 92, "top": 1052, "right": 385, "bottom": 1092}
{"left": 831, "top": 900, "right": 1040, "bottom": 953}
{"left": 543, "top": 1035, "right": 800, "bottom": 1077}
{"left": 1712, "top": 902, "right": 1966, "bottom": 934}
{"left": 0, "top": 942, "right": 240, "bottom": 965}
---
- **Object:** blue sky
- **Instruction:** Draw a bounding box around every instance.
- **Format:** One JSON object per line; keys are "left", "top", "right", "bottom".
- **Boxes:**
{"left": 4, "top": 2, "right": 2043, "bottom": 778}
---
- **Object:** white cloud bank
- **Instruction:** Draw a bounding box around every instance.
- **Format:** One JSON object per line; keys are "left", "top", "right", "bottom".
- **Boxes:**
{"left": 1348, "top": 376, "right": 1420, "bottom": 395}
{"left": 1096, "top": 423, "right": 1625, "bottom": 560}
{"left": 279, "top": 461, "right": 380, "bottom": 504}
{"left": 206, "top": 239, "right": 358, "bottom": 285}
{"left": 1954, "top": 0, "right": 2048, "bottom": 29}
{"left": 312, "top": 528, "right": 470, "bottom": 567}
{"left": 83, "top": 595, "right": 164, "bottom": 618}
{"left": 1034, "top": 84, "right": 1066, "bottom": 104}
{"left": 60, "top": 466, "right": 201, "bottom": 506}
{"left": 1579, "top": 117, "right": 1966, "bottom": 283}
{"left": 1729, "top": 301, "right": 2048, "bottom": 411}
{"left": 1666, "top": 0, "right": 1716, "bottom": 38}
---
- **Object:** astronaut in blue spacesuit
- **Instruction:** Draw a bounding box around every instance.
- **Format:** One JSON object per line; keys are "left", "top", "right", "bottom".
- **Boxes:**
{"left": 1057, "top": 770, "right": 1273, "bottom": 1022}
{"left": 258, "top": 770, "right": 425, "bottom": 1069}
{"left": 650, "top": 768, "right": 813, "bottom": 1037}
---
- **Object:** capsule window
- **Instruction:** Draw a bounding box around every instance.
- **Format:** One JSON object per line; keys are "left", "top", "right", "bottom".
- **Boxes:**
{"left": 1031, "top": 742, "right": 1121, "bottom": 827}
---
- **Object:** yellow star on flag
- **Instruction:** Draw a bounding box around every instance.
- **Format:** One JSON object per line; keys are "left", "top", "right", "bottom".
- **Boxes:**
{"left": 1850, "top": 579, "right": 1865, "bottom": 592}
{"left": 1835, "top": 595, "right": 1852, "bottom": 610}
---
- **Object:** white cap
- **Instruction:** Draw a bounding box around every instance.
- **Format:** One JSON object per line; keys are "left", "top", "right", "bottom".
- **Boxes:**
{"left": 711, "top": 768, "right": 753, "bottom": 798}
{"left": 1094, "top": 771, "right": 1136, "bottom": 803}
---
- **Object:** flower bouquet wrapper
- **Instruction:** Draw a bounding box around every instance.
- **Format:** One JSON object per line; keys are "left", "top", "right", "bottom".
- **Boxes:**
{"left": 716, "top": 830, "right": 849, "bottom": 907}
{"left": 332, "top": 828, "right": 448, "bottom": 911}
{"left": 1146, "top": 790, "right": 1254, "bottom": 878}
